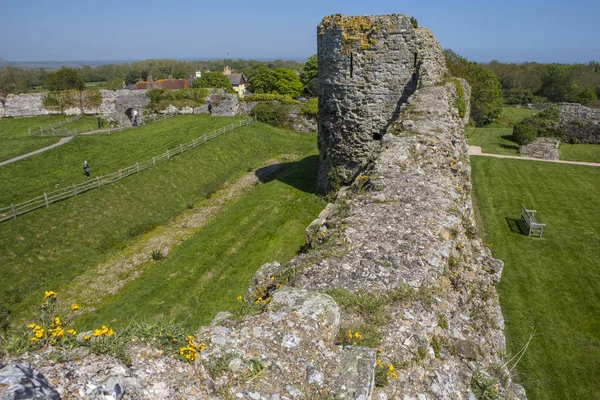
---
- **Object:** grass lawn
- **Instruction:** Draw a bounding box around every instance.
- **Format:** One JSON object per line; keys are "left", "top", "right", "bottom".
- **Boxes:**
{"left": 470, "top": 156, "right": 600, "bottom": 400}
{"left": 466, "top": 126, "right": 520, "bottom": 156}
{"left": 467, "top": 107, "right": 536, "bottom": 156}
{"left": 0, "top": 117, "right": 318, "bottom": 318}
{"left": 79, "top": 155, "right": 324, "bottom": 330}
{"left": 559, "top": 143, "right": 600, "bottom": 163}
{"left": 0, "top": 114, "right": 245, "bottom": 205}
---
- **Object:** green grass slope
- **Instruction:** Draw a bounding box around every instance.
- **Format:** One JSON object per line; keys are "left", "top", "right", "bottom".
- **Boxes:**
{"left": 0, "top": 115, "right": 245, "bottom": 205}
{"left": 0, "top": 117, "right": 318, "bottom": 319}
{"left": 79, "top": 156, "right": 324, "bottom": 330}
{"left": 470, "top": 156, "right": 600, "bottom": 400}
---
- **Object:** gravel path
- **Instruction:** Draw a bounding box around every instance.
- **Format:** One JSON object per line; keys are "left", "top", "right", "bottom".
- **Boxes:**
{"left": 0, "top": 136, "right": 74, "bottom": 167}
{"left": 468, "top": 145, "right": 600, "bottom": 167}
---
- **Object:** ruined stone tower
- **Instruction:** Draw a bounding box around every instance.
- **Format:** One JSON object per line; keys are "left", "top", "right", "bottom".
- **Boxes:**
{"left": 317, "top": 14, "right": 445, "bottom": 192}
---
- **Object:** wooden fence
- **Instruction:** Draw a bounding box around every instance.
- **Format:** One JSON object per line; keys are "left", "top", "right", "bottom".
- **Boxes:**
{"left": 28, "top": 112, "right": 175, "bottom": 137}
{"left": 1, "top": 116, "right": 256, "bottom": 222}
{"left": 28, "top": 114, "right": 83, "bottom": 136}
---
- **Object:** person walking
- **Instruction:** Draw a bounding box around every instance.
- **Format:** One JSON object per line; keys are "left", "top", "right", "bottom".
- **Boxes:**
{"left": 83, "top": 160, "right": 90, "bottom": 177}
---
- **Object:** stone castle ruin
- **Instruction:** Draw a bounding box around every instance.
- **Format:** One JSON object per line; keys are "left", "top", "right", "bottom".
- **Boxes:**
{"left": 1, "top": 14, "right": 527, "bottom": 400}
{"left": 317, "top": 14, "right": 446, "bottom": 192}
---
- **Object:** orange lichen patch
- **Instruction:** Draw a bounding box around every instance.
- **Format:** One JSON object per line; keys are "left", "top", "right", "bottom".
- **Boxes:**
{"left": 319, "top": 14, "right": 381, "bottom": 53}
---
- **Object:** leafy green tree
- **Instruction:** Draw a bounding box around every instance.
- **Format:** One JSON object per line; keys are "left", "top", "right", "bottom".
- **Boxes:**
{"left": 44, "top": 67, "right": 85, "bottom": 91}
{"left": 540, "top": 65, "right": 570, "bottom": 102}
{"left": 192, "top": 72, "right": 234, "bottom": 93}
{"left": 565, "top": 81, "right": 597, "bottom": 104}
{"left": 410, "top": 17, "right": 418, "bottom": 28}
{"left": 273, "top": 68, "right": 303, "bottom": 97}
{"left": 300, "top": 54, "right": 318, "bottom": 96}
{"left": 124, "top": 70, "right": 139, "bottom": 85}
{"left": 444, "top": 49, "right": 503, "bottom": 126}
{"left": 248, "top": 66, "right": 277, "bottom": 93}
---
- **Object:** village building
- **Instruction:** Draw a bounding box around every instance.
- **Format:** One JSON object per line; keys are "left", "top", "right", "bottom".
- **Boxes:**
{"left": 223, "top": 66, "right": 248, "bottom": 98}
{"left": 132, "top": 76, "right": 190, "bottom": 90}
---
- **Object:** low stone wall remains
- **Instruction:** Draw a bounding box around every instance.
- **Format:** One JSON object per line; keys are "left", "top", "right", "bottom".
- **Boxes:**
{"left": 559, "top": 103, "right": 600, "bottom": 144}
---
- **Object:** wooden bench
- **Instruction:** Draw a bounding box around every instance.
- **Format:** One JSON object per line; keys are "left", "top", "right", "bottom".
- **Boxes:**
{"left": 521, "top": 204, "right": 546, "bottom": 238}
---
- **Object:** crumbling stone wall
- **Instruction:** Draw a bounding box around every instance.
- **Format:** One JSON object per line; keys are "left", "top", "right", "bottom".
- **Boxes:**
{"left": 317, "top": 14, "right": 446, "bottom": 193}
{"left": 560, "top": 102, "right": 600, "bottom": 143}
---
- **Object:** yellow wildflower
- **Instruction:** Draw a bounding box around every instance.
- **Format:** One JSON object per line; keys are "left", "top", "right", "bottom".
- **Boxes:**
{"left": 27, "top": 323, "right": 36, "bottom": 329}
{"left": 486, "top": 243, "right": 493, "bottom": 248}
{"left": 199, "top": 343, "right": 205, "bottom": 351}
{"left": 34, "top": 329, "right": 44, "bottom": 339}
{"left": 83, "top": 335, "right": 91, "bottom": 341}
{"left": 53, "top": 317, "right": 61, "bottom": 326}
{"left": 354, "top": 332, "right": 362, "bottom": 339}
{"left": 29, "top": 337, "right": 39, "bottom": 342}
{"left": 67, "top": 329, "right": 77, "bottom": 335}
{"left": 44, "top": 290, "right": 57, "bottom": 299}
{"left": 237, "top": 295, "right": 242, "bottom": 302}
{"left": 388, "top": 364, "right": 395, "bottom": 372}
{"left": 93, "top": 329, "right": 102, "bottom": 337}
{"left": 270, "top": 276, "right": 275, "bottom": 281}
{"left": 71, "top": 304, "right": 80, "bottom": 310}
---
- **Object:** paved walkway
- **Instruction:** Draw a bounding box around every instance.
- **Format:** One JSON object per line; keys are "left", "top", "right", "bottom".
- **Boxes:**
{"left": 0, "top": 136, "right": 74, "bottom": 167}
{"left": 468, "top": 146, "right": 600, "bottom": 167}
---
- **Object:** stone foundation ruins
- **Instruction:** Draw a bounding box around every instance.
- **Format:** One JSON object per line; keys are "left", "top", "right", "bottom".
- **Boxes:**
{"left": 559, "top": 102, "right": 600, "bottom": 144}
{"left": 1, "top": 14, "right": 526, "bottom": 400}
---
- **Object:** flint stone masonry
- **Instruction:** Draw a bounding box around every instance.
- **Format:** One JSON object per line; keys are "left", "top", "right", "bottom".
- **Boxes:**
{"left": 559, "top": 102, "right": 600, "bottom": 144}
{"left": 0, "top": 91, "right": 319, "bottom": 132}
{"left": 3, "top": 14, "right": 525, "bottom": 400}
{"left": 519, "top": 138, "right": 560, "bottom": 160}
{"left": 317, "top": 14, "right": 446, "bottom": 192}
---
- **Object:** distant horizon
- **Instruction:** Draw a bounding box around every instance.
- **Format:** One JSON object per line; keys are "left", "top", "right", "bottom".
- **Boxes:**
{"left": 2, "top": 54, "right": 599, "bottom": 69}
{"left": 2, "top": 0, "right": 599, "bottom": 65}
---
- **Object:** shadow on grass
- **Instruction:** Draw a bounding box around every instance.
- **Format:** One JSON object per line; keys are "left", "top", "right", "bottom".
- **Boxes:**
{"left": 501, "top": 135, "right": 519, "bottom": 150}
{"left": 255, "top": 155, "right": 319, "bottom": 194}
{"left": 505, "top": 217, "right": 526, "bottom": 235}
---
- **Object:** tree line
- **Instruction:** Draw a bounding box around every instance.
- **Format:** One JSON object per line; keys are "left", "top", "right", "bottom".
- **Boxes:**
{"left": 0, "top": 58, "right": 308, "bottom": 95}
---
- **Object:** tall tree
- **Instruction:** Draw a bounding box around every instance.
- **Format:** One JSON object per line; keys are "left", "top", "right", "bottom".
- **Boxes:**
{"left": 300, "top": 54, "right": 318, "bottom": 96}
{"left": 273, "top": 68, "right": 303, "bottom": 97}
{"left": 444, "top": 49, "right": 503, "bottom": 126}
{"left": 44, "top": 67, "right": 85, "bottom": 91}
{"left": 540, "top": 65, "right": 570, "bottom": 102}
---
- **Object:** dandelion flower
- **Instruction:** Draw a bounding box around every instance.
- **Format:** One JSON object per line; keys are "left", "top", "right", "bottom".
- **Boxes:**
{"left": 71, "top": 304, "right": 80, "bottom": 311}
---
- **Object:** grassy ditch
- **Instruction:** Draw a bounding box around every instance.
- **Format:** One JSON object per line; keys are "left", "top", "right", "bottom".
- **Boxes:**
{"left": 470, "top": 156, "right": 600, "bottom": 399}
{"left": 0, "top": 116, "right": 318, "bottom": 319}
{"left": 78, "top": 154, "right": 325, "bottom": 330}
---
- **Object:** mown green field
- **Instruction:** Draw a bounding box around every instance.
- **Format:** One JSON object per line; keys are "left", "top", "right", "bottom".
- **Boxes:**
{"left": 80, "top": 155, "right": 324, "bottom": 330}
{"left": 0, "top": 115, "right": 319, "bottom": 321}
{"left": 468, "top": 106, "right": 600, "bottom": 163}
{"left": 559, "top": 143, "right": 600, "bottom": 163}
{"left": 467, "top": 107, "right": 536, "bottom": 156}
{"left": 470, "top": 156, "right": 600, "bottom": 400}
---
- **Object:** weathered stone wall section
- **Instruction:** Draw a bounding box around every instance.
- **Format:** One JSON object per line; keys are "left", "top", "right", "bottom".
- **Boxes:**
{"left": 0, "top": 91, "right": 319, "bottom": 132}
{"left": 317, "top": 14, "right": 448, "bottom": 193}
{"left": 560, "top": 102, "right": 600, "bottom": 143}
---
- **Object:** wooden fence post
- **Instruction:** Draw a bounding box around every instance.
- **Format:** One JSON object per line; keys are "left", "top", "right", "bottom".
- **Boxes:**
{"left": 73, "top": 184, "right": 77, "bottom": 196}
{"left": 28, "top": 129, "right": 31, "bottom": 135}
{"left": 97, "top": 176, "right": 101, "bottom": 187}
{"left": 192, "top": 139, "right": 196, "bottom": 148}
{"left": 44, "top": 193, "right": 49, "bottom": 207}
{"left": 11, "top": 204, "right": 16, "bottom": 219}
{"left": 152, "top": 157, "right": 156, "bottom": 166}
{"left": 180, "top": 144, "right": 183, "bottom": 154}
{"left": 136, "top": 162, "right": 140, "bottom": 173}
{"left": 167, "top": 149, "right": 170, "bottom": 159}
{"left": 118, "top": 169, "right": 122, "bottom": 179}
{"left": 40, "top": 127, "right": 43, "bottom": 135}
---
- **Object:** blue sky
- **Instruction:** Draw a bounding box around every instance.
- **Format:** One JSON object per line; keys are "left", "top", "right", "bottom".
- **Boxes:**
{"left": 2, "top": 0, "right": 599, "bottom": 63}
